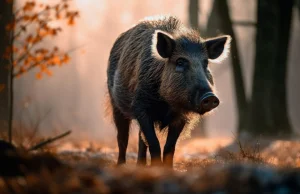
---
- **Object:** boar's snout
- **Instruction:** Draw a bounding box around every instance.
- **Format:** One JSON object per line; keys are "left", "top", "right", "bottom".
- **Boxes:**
{"left": 198, "top": 92, "right": 219, "bottom": 114}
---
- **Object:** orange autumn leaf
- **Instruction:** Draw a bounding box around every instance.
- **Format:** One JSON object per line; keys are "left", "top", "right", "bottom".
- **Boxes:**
{"left": 45, "top": 69, "right": 53, "bottom": 76}
{"left": 35, "top": 72, "right": 42, "bottom": 80}
{"left": 39, "top": 64, "right": 47, "bottom": 71}
{"left": 35, "top": 48, "right": 49, "bottom": 54}
{"left": 61, "top": 54, "right": 70, "bottom": 64}
{"left": 63, "top": 3, "right": 69, "bottom": 9}
{"left": 52, "top": 56, "right": 61, "bottom": 64}
{"left": 49, "top": 29, "right": 58, "bottom": 36}
{"left": 32, "top": 35, "right": 42, "bottom": 44}
{"left": 55, "top": 5, "right": 60, "bottom": 12}
{"left": 68, "top": 17, "right": 74, "bottom": 25}
{"left": 38, "top": 29, "right": 48, "bottom": 37}
{"left": 35, "top": 54, "right": 44, "bottom": 62}
{"left": 23, "top": 58, "right": 30, "bottom": 66}
{"left": 23, "top": 15, "right": 31, "bottom": 21}
{"left": 22, "top": 55, "right": 33, "bottom": 66}
{"left": 23, "top": 1, "right": 36, "bottom": 12}
{"left": 31, "top": 14, "right": 38, "bottom": 21}
{"left": 26, "top": 35, "right": 33, "bottom": 43}
{"left": 56, "top": 12, "right": 61, "bottom": 19}
{"left": 19, "top": 66, "right": 26, "bottom": 73}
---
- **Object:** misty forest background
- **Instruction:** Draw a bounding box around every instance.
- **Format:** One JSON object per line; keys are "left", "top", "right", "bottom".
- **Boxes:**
{"left": 1, "top": 0, "right": 300, "bottom": 146}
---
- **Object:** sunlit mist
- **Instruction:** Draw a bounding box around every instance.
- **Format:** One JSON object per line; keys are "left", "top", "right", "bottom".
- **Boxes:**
{"left": 13, "top": 0, "right": 300, "bottom": 147}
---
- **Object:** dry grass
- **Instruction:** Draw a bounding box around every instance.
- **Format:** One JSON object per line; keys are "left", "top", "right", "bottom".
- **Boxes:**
{"left": 1, "top": 151, "right": 300, "bottom": 194}
{"left": 215, "top": 138, "right": 265, "bottom": 164}
{"left": 2, "top": 131, "right": 300, "bottom": 193}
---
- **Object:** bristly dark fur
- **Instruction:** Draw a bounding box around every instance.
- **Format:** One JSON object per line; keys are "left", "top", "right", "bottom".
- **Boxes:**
{"left": 107, "top": 16, "right": 204, "bottom": 134}
{"left": 106, "top": 15, "right": 231, "bottom": 166}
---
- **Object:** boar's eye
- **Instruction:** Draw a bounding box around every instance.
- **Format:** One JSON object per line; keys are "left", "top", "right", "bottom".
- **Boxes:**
{"left": 175, "top": 58, "right": 188, "bottom": 72}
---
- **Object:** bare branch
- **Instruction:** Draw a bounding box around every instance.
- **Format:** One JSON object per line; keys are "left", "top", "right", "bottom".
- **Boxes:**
{"left": 13, "top": 4, "right": 65, "bottom": 39}
{"left": 27, "top": 108, "right": 52, "bottom": 145}
{"left": 29, "top": 130, "right": 71, "bottom": 151}
{"left": 13, "top": 43, "right": 86, "bottom": 78}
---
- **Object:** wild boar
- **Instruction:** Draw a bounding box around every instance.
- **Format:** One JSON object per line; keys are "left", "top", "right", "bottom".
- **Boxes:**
{"left": 107, "top": 15, "right": 231, "bottom": 167}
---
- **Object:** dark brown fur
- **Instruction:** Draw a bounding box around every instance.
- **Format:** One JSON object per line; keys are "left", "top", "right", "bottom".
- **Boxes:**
{"left": 107, "top": 15, "right": 231, "bottom": 167}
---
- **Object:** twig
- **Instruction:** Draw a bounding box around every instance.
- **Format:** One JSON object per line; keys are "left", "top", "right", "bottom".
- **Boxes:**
{"left": 236, "top": 138, "right": 247, "bottom": 158}
{"left": 13, "top": 4, "right": 64, "bottom": 39}
{"left": 27, "top": 108, "right": 52, "bottom": 144}
{"left": 29, "top": 130, "right": 71, "bottom": 151}
{"left": 13, "top": 43, "right": 86, "bottom": 78}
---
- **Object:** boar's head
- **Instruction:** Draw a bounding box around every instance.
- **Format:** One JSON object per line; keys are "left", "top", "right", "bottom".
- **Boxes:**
{"left": 152, "top": 30, "right": 231, "bottom": 115}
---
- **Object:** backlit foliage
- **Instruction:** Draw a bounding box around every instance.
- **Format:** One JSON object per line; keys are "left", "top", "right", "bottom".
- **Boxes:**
{"left": 4, "top": 0, "right": 79, "bottom": 79}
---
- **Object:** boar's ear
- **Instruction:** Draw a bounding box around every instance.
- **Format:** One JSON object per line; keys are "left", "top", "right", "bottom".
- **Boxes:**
{"left": 152, "top": 30, "right": 175, "bottom": 59}
{"left": 204, "top": 35, "right": 231, "bottom": 63}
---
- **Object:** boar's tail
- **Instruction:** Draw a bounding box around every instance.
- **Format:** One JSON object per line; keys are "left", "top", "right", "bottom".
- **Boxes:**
{"left": 103, "top": 87, "right": 113, "bottom": 124}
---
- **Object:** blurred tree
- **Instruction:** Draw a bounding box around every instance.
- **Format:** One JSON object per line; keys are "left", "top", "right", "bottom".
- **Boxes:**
{"left": 206, "top": 0, "right": 248, "bottom": 132}
{"left": 0, "top": 0, "right": 14, "bottom": 141}
{"left": 248, "top": 0, "right": 294, "bottom": 136}
{"left": 206, "top": 0, "right": 295, "bottom": 137}
{"left": 189, "top": 0, "right": 198, "bottom": 29}
{"left": 297, "top": 0, "right": 300, "bottom": 15}
{"left": 0, "top": 0, "right": 79, "bottom": 142}
{"left": 188, "top": 0, "right": 206, "bottom": 137}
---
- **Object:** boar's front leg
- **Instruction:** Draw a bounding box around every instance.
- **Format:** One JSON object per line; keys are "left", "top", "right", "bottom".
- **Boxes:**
{"left": 163, "top": 118, "right": 185, "bottom": 167}
{"left": 134, "top": 111, "right": 162, "bottom": 165}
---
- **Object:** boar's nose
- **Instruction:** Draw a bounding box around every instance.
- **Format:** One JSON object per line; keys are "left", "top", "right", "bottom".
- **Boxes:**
{"left": 200, "top": 92, "right": 219, "bottom": 113}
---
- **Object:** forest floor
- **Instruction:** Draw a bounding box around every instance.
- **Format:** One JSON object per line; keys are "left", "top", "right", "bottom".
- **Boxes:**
{"left": 2, "top": 136, "right": 300, "bottom": 193}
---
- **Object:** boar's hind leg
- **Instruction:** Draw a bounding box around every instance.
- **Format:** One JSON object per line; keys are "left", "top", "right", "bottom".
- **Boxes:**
{"left": 137, "top": 130, "right": 148, "bottom": 165}
{"left": 163, "top": 119, "right": 185, "bottom": 167}
{"left": 113, "top": 106, "right": 130, "bottom": 165}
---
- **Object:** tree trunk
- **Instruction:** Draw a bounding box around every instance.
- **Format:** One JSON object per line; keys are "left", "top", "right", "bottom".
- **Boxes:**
{"left": 189, "top": 0, "right": 199, "bottom": 29}
{"left": 206, "top": 0, "right": 248, "bottom": 132}
{"left": 0, "top": 1, "right": 13, "bottom": 140}
{"left": 248, "top": 0, "right": 293, "bottom": 136}
{"left": 297, "top": 0, "right": 300, "bottom": 17}
{"left": 189, "top": 0, "right": 206, "bottom": 137}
